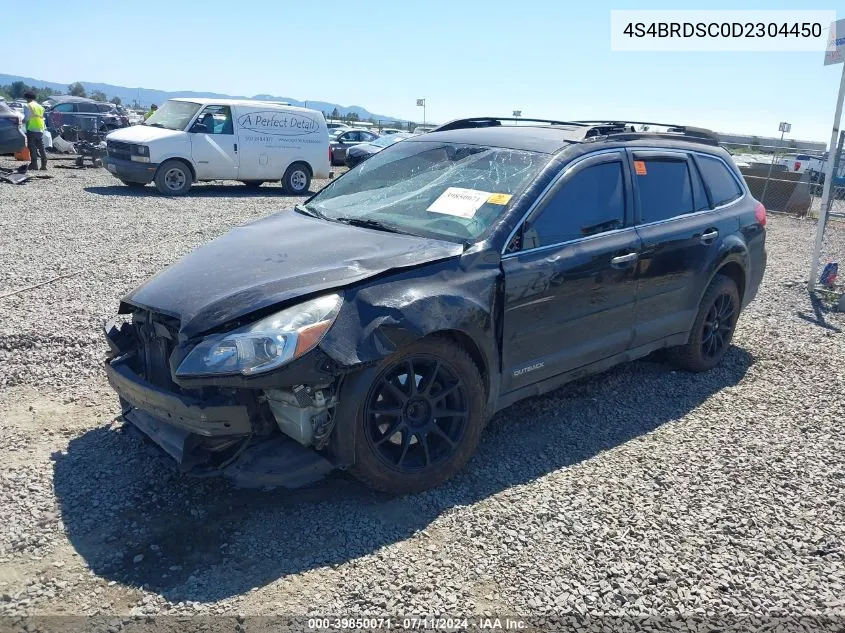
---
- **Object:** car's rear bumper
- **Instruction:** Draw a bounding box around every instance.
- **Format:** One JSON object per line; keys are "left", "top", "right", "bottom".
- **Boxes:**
{"left": 103, "top": 156, "right": 158, "bottom": 183}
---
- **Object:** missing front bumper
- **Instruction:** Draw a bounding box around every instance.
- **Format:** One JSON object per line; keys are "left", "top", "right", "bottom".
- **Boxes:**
{"left": 108, "top": 356, "right": 335, "bottom": 487}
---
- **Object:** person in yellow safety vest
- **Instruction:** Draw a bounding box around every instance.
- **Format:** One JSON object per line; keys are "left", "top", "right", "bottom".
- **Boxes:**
{"left": 22, "top": 91, "right": 47, "bottom": 170}
{"left": 143, "top": 104, "right": 158, "bottom": 121}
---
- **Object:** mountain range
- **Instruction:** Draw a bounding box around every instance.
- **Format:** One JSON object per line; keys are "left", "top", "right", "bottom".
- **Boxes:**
{"left": 0, "top": 73, "right": 408, "bottom": 123}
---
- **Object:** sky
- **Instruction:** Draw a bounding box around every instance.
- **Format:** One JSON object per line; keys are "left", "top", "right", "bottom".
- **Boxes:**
{"left": 2, "top": 0, "right": 842, "bottom": 142}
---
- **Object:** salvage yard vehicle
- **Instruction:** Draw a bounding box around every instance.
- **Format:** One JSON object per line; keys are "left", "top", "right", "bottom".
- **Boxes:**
{"left": 344, "top": 131, "right": 415, "bottom": 168}
{"left": 102, "top": 98, "right": 330, "bottom": 195}
{"left": 104, "top": 117, "right": 767, "bottom": 494}
{"left": 329, "top": 128, "right": 379, "bottom": 166}
{"left": 45, "top": 96, "right": 126, "bottom": 135}
{"left": 0, "top": 101, "right": 25, "bottom": 155}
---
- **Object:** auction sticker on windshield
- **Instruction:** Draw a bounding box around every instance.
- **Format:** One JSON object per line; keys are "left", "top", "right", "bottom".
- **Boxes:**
{"left": 428, "top": 187, "right": 492, "bottom": 218}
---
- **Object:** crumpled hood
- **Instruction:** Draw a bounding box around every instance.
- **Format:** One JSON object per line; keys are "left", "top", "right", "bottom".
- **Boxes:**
{"left": 106, "top": 125, "right": 186, "bottom": 144}
{"left": 123, "top": 210, "right": 463, "bottom": 337}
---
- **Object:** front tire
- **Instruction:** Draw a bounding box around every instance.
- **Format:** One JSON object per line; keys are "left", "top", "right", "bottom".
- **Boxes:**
{"left": 154, "top": 159, "right": 192, "bottom": 196}
{"left": 350, "top": 337, "right": 486, "bottom": 494}
{"left": 669, "top": 274, "right": 740, "bottom": 372}
{"left": 281, "top": 163, "right": 311, "bottom": 195}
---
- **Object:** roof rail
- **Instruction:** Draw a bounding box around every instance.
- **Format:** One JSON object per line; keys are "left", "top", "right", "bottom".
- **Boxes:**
{"left": 431, "top": 116, "right": 584, "bottom": 132}
{"left": 573, "top": 120, "right": 720, "bottom": 143}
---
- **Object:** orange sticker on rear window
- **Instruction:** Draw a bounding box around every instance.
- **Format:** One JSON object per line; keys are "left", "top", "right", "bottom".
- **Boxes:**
{"left": 487, "top": 193, "right": 513, "bottom": 205}
{"left": 634, "top": 160, "right": 647, "bottom": 176}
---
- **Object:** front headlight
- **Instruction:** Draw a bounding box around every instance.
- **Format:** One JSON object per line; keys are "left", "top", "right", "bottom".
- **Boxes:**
{"left": 130, "top": 144, "right": 150, "bottom": 162}
{"left": 175, "top": 293, "right": 342, "bottom": 377}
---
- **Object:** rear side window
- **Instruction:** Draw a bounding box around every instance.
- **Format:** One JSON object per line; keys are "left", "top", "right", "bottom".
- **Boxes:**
{"left": 635, "top": 159, "right": 693, "bottom": 223}
{"left": 697, "top": 155, "right": 743, "bottom": 206}
{"left": 524, "top": 161, "right": 625, "bottom": 248}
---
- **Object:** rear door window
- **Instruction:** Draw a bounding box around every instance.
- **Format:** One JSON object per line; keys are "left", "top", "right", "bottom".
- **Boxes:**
{"left": 634, "top": 157, "right": 694, "bottom": 224}
{"left": 523, "top": 160, "right": 626, "bottom": 249}
{"left": 696, "top": 155, "right": 743, "bottom": 207}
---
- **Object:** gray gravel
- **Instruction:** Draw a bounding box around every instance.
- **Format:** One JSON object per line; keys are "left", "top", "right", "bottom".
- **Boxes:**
{"left": 1, "top": 157, "right": 844, "bottom": 630}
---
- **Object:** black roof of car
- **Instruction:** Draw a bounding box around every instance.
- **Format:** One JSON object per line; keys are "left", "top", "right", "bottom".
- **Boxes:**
{"left": 408, "top": 126, "right": 579, "bottom": 154}
{"left": 421, "top": 117, "right": 721, "bottom": 154}
{"left": 50, "top": 95, "right": 97, "bottom": 104}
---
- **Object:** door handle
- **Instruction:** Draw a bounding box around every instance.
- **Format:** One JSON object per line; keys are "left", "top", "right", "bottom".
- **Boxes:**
{"left": 700, "top": 229, "right": 719, "bottom": 244}
{"left": 610, "top": 252, "right": 639, "bottom": 268}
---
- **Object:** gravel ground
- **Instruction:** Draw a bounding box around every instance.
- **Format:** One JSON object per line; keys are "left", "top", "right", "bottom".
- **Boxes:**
{"left": 1, "top": 156, "right": 844, "bottom": 631}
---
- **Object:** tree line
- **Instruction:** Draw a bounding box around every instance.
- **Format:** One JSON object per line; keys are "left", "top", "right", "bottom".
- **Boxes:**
{"left": 0, "top": 81, "right": 123, "bottom": 106}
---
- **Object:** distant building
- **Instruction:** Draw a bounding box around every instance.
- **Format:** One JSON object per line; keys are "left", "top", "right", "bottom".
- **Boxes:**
{"left": 716, "top": 131, "right": 826, "bottom": 154}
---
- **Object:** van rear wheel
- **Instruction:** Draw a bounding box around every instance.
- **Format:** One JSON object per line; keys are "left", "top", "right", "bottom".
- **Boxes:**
{"left": 154, "top": 160, "right": 192, "bottom": 196}
{"left": 281, "top": 163, "right": 311, "bottom": 195}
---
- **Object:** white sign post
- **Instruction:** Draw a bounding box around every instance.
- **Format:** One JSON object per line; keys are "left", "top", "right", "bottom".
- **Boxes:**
{"left": 416, "top": 99, "right": 426, "bottom": 126}
{"left": 809, "top": 18, "right": 845, "bottom": 290}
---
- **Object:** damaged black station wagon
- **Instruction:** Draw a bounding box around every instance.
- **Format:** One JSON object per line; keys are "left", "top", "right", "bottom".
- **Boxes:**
{"left": 104, "top": 117, "right": 767, "bottom": 494}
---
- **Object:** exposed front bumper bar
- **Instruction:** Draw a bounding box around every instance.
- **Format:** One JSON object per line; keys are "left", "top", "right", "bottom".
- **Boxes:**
{"left": 105, "top": 357, "right": 252, "bottom": 437}
{"left": 103, "top": 156, "right": 158, "bottom": 184}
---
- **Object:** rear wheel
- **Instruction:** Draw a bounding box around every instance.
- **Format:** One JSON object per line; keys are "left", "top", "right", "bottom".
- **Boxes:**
{"left": 350, "top": 337, "right": 486, "bottom": 494}
{"left": 281, "top": 163, "right": 311, "bottom": 195}
{"left": 669, "top": 274, "right": 740, "bottom": 372}
{"left": 154, "top": 159, "right": 192, "bottom": 196}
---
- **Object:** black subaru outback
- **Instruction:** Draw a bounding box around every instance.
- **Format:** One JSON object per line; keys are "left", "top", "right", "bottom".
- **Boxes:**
{"left": 104, "top": 117, "right": 767, "bottom": 494}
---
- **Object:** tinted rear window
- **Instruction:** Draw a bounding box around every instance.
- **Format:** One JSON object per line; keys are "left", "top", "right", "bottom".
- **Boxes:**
{"left": 636, "top": 159, "right": 693, "bottom": 224}
{"left": 697, "top": 155, "right": 743, "bottom": 206}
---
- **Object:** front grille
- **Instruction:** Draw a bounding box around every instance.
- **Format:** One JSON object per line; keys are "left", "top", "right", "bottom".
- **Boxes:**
{"left": 107, "top": 140, "right": 131, "bottom": 160}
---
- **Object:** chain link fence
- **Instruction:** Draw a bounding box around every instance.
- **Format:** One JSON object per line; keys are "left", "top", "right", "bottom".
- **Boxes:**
{"left": 723, "top": 134, "right": 845, "bottom": 308}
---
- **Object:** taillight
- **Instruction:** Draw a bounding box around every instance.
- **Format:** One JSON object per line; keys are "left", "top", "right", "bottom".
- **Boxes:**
{"left": 755, "top": 201, "right": 767, "bottom": 227}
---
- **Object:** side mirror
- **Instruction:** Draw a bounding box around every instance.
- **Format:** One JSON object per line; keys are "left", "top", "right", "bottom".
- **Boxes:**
{"left": 190, "top": 122, "right": 208, "bottom": 134}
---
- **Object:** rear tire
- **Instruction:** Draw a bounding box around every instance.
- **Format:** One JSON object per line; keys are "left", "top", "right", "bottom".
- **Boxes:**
{"left": 120, "top": 180, "right": 146, "bottom": 189}
{"left": 350, "top": 337, "right": 486, "bottom": 494}
{"left": 154, "top": 159, "right": 192, "bottom": 196}
{"left": 281, "top": 163, "right": 311, "bottom": 195}
{"left": 669, "top": 274, "right": 740, "bottom": 372}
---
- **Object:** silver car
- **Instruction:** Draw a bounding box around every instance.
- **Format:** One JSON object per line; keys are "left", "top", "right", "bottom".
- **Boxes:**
{"left": 329, "top": 129, "right": 379, "bottom": 166}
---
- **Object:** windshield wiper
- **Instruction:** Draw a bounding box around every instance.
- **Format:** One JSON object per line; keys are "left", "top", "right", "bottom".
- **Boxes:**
{"left": 294, "top": 203, "right": 330, "bottom": 220}
{"left": 333, "top": 217, "right": 405, "bottom": 234}
{"left": 146, "top": 122, "right": 165, "bottom": 128}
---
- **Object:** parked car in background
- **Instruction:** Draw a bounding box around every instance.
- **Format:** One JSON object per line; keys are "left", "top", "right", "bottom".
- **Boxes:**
{"left": 104, "top": 98, "right": 330, "bottom": 195}
{"left": 379, "top": 128, "right": 405, "bottom": 135}
{"left": 94, "top": 102, "right": 130, "bottom": 127}
{"left": 344, "top": 132, "right": 415, "bottom": 168}
{"left": 0, "top": 101, "right": 25, "bottom": 155}
{"left": 327, "top": 122, "right": 351, "bottom": 133}
{"left": 329, "top": 128, "right": 379, "bottom": 165}
{"left": 413, "top": 125, "right": 437, "bottom": 134}
{"left": 45, "top": 96, "right": 127, "bottom": 134}
{"left": 103, "top": 116, "right": 766, "bottom": 495}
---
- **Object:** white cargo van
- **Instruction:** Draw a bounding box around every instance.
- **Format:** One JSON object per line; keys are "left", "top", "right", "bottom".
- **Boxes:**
{"left": 103, "top": 98, "right": 330, "bottom": 196}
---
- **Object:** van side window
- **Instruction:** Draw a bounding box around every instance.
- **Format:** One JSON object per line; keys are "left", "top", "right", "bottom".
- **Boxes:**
{"left": 635, "top": 159, "right": 694, "bottom": 224}
{"left": 196, "top": 106, "right": 233, "bottom": 135}
{"left": 522, "top": 161, "right": 625, "bottom": 249}
{"left": 697, "top": 155, "right": 743, "bottom": 207}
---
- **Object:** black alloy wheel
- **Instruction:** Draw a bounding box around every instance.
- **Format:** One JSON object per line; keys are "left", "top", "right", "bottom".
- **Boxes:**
{"left": 350, "top": 337, "right": 486, "bottom": 494}
{"left": 701, "top": 292, "right": 735, "bottom": 360}
{"left": 364, "top": 355, "right": 469, "bottom": 472}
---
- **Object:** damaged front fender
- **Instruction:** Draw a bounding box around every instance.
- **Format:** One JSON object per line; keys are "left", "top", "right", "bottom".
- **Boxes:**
{"left": 319, "top": 250, "right": 503, "bottom": 466}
